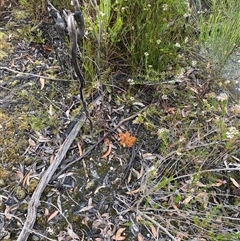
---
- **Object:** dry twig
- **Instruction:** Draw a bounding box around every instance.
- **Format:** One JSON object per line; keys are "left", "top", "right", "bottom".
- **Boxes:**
{"left": 17, "top": 113, "right": 87, "bottom": 241}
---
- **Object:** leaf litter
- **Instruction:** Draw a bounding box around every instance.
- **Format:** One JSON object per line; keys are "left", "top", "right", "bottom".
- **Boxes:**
{"left": 0, "top": 2, "right": 240, "bottom": 241}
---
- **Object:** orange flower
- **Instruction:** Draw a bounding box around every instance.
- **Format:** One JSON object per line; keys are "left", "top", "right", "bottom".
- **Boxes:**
{"left": 119, "top": 131, "right": 136, "bottom": 147}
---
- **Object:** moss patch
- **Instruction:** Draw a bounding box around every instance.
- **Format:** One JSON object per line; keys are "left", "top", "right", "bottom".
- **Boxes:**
{"left": 0, "top": 31, "right": 13, "bottom": 60}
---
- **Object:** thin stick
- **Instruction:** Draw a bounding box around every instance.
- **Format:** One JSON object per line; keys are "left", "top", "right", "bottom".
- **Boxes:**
{"left": 0, "top": 66, "right": 73, "bottom": 82}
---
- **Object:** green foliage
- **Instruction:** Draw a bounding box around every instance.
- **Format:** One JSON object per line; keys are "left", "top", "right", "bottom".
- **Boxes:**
{"left": 173, "top": 194, "right": 181, "bottom": 204}
{"left": 17, "top": 0, "right": 240, "bottom": 80}
{"left": 82, "top": 0, "right": 192, "bottom": 81}
{"left": 29, "top": 105, "right": 60, "bottom": 133}
{"left": 153, "top": 176, "right": 173, "bottom": 192}
{"left": 18, "top": 0, "right": 71, "bottom": 18}
{"left": 0, "top": 31, "right": 13, "bottom": 60}
{"left": 197, "top": 0, "right": 240, "bottom": 69}
{"left": 119, "top": 0, "right": 190, "bottom": 73}
{"left": 210, "top": 232, "right": 240, "bottom": 241}
{"left": 18, "top": 0, "right": 46, "bottom": 18}
{"left": 16, "top": 24, "right": 46, "bottom": 44}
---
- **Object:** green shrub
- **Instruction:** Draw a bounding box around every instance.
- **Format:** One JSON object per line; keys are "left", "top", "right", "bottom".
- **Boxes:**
{"left": 83, "top": 0, "right": 191, "bottom": 79}
{"left": 197, "top": 0, "right": 240, "bottom": 69}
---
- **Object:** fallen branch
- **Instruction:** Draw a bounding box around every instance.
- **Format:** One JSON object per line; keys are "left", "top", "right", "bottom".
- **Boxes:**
{"left": 16, "top": 80, "right": 104, "bottom": 240}
{"left": 16, "top": 113, "right": 87, "bottom": 241}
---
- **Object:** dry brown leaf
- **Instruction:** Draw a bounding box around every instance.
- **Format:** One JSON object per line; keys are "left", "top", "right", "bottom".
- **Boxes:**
{"left": 231, "top": 104, "right": 240, "bottom": 114}
{"left": 88, "top": 197, "right": 93, "bottom": 206}
{"left": 137, "top": 233, "right": 144, "bottom": 241}
{"left": 196, "top": 192, "right": 208, "bottom": 208}
{"left": 135, "top": 215, "right": 142, "bottom": 223}
{"left": 142, "top": 153, "right": 156, "bottom": 160}
{"left": 127, "top": 171, "right": 132, "bottom": 183}
{"left": 0, "top": 0, "right": 5, "bottom": 7}
{"left": 77, "top": 142, "right": 82, "bottom": 156}
{"left": 183, "top": 195, "right": 193, "bottom": 205}
{"left": 150, "top": 225, "right": 157, "bottom": 238}
{"left": 57, "top": 230, "right": 66, "bottom": 241}
{"left": 57, "top": 194, "right": 63, "bottom": 214}
{"left": 67, "top": 223, "right": 80, "bottom": 240}
{"left": 181, "top": 108, "right": 190, "bottom": 118}
{"left": 78, "top": 205, "right": 94, "bottom": 212}
{"left": 10, "top": 58, "right": 15, "bottom": 67}
{"left": 101, "top": 213, "right": 110, "bottom": 218}
{"left": 38, "top": 135, "right": 50, "bottom": 142}
{"left": 50, "top": 155, "right": 54, "bottom": 164}
{"left": 48, "top": 104, "right": 54, "bottom": 116}
{"left": 22, "top": 171, "right": 31, "bottom": 187}
{"left": 132, "top": 168, "right": 142, "bottom": 179}
{"left": 44, "top": 208, "right": 49, "bottom": 216}
{"left": 179, "top": 135, "right": 185, "bottom": 142}
{"left": 4, "top": 205, "right": 12, "bottom": 220}
{"left": 172, "top": 204, "right": 181, "bottom": 215}
{"left": 26, "top": 55, "right": 34, "bottom": 63}
{"left": 39, "top": 77, "right": 45, "bottom": 90}
{"left": 42, "top": 44, "right": 53, "bottom": 51}
{"left": 196, "top": 181, "right": 206, "bottom": 187}
{"left": 47, "top": 210, "right": 59, "bottom": 222}
{"left": 230, "top": 177, "right": 240, "bottom": 188}
{"left": 125, "top": 188, "right": 140, "bottom": 195}
{"left": 82, "top": 215, "right": 90, "bottom": 227}
{"left": 92, "top": 220, "right": 103, "bottom": 229}
{"left": 176, "top": 232, "right": 185, "bottom": 241}
{"left": 82, "top": 159, "right": 89, "bottom": 180}
{"left": 190, "top": 87, "right": 199, "bottom": 94}
{"left": 212, "top": 179, "right": 227, "bottom": 187}
{"left": 211, "top": 192, "right": 219, "bottom": 204}
{"left": 28, "top": 137, "right": 36, "bottom": 148}
{"left": 139, "top": 166, "right": 144, "bottom": 177}
{"left": 112, "top": 228, "right": 126, "bottom": 241}
{"left": 15, "top": 170, "right": 24, "bottom": 181}
{"left": 23, "top": 145, "right": 31, "bottom": 155}
{"left": 94, "top": 186, "right": 107, "bottom": 195}
{"left": 166, "top": 107, "right": 175, "bottom": 114}
{"left": 101, "top": 138, "right": 112, "bottom": 158}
